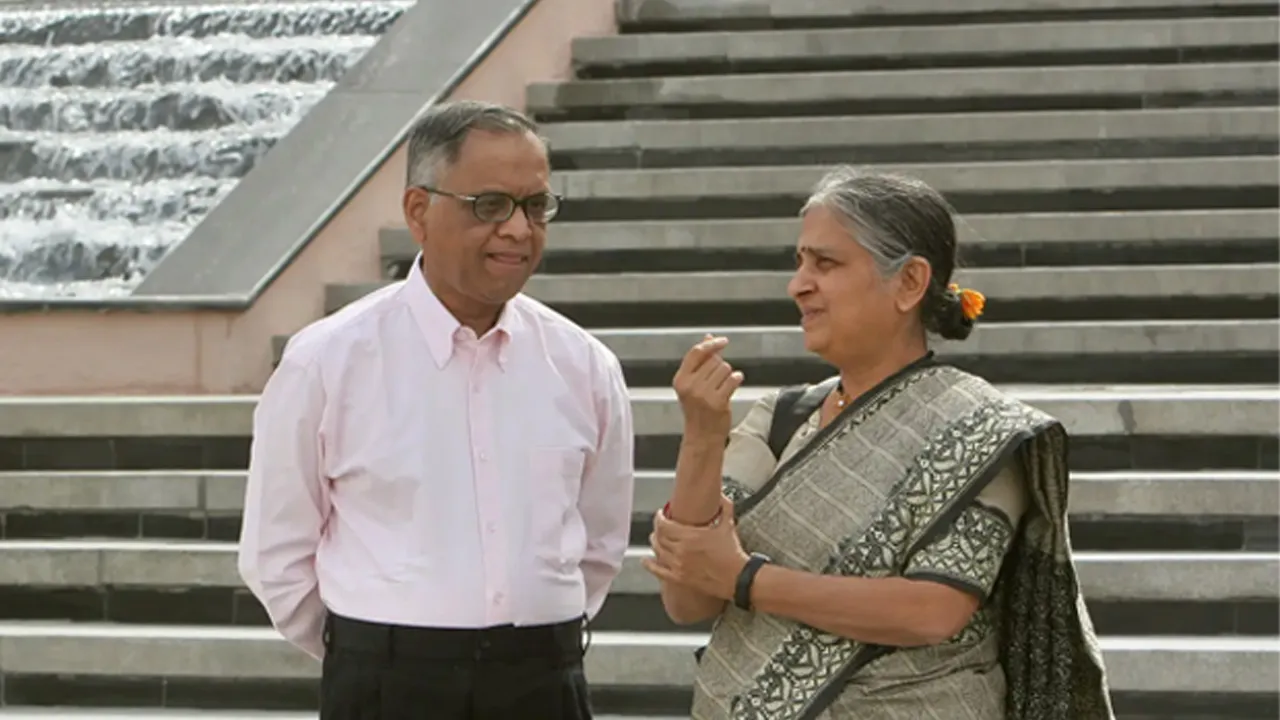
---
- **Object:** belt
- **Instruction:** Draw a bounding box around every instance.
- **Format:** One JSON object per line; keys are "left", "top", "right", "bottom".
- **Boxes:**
{"left": 324, "top": 612, "right": 585, "bottom": 662}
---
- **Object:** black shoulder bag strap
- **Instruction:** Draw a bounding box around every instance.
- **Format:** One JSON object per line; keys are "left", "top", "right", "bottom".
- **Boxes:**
{"left": 767, "top": 376, "right": 840, "bottom": 460}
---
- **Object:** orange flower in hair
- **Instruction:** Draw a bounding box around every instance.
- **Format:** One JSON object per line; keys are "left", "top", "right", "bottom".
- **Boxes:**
{"left": 948, "top": 283, "right": 985, "bottom": 321}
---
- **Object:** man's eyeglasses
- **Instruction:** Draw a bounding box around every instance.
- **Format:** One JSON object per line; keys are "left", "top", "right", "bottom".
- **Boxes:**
{"left": 417, "top": 186, "right": 562, "bottom": 224}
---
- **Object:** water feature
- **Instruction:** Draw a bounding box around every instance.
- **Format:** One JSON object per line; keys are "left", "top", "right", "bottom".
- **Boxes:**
{"left": 0, "top": 1, "right": 411, "bottom": 300}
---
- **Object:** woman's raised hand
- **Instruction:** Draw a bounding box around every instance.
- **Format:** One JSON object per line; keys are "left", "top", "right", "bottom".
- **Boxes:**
{"left": 672, "top": 334, "right": 745, "bottom": 438}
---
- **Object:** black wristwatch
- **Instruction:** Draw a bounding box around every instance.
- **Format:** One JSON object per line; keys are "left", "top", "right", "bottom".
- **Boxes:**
{"left": 733, "top": 552, "right": 772, "bottom": 611}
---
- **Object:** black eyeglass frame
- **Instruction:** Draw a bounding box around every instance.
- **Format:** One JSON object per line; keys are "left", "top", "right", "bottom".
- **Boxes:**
{"left": 415, "top": 185, "right": 563, "bottom": 224}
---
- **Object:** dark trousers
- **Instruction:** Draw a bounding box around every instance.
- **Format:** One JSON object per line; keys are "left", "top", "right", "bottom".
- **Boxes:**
{"left": 320, "top": 613, "right": 593, "bottom": 720}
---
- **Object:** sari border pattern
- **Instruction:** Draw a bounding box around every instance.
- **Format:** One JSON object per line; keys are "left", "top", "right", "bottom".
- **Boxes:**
{"left": 728, "top": 395, "right": 1048, "bottom": 720}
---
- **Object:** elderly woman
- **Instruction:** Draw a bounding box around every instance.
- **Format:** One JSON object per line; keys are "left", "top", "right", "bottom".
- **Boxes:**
{"left": 643, "top": 167, "right": 1115, "bottom": 720}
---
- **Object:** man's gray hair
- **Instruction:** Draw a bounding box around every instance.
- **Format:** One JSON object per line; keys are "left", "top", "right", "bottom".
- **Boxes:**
{"left": 404, "top": 100, "right": 544, "bottom": 188}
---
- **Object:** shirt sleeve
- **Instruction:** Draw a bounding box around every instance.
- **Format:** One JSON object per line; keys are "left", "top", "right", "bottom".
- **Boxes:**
{"left": 902, "top": 458, "right": 1029, "bottom": 600}
{"left": 578, "top": 348, "right": 636, "bottom": 620}
{"left": 236, "top": 348, "right": 332, "bottom": 661}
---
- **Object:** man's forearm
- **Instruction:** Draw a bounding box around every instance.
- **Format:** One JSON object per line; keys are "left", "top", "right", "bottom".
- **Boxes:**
{"left": 750, "top": 565, "right": 977, "bottom": 647}
{"left": 659, "top": 427, "right": 730, "bottom": 624}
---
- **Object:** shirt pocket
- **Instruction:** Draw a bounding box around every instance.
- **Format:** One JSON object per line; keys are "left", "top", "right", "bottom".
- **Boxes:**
{"left": 527, "top": 446, "right": 587, "bottom": 571}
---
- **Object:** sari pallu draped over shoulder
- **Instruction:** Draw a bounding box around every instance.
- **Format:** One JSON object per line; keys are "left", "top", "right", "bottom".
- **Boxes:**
{"left": 691, "top": 360, "right": 1116, "bottom": 720}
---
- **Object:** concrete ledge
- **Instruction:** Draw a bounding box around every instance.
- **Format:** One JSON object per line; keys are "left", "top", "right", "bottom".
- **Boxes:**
{"left": 549, "top": 157, "right": 1277, "bottom": 201}
{"left": 1, "top": 540, "right": 1272, "bottom": 603}
{"left": 0, "top": 385, "right": 1276, "bottom": 438}
{"left": 0, "top": 622, "right": 1272, "bottom": 693}
{"left": 542, "top": 107, "right": 1280, "bottom": 152}
{"left": 526, "top": 62, "right": 1278, "bottom": 112}
{"left": 130, "top": 0, "right": 545, "bottom": 303}
{"left": 574, "top": 17, "right": 1277, "bottom": 68}
{"left": 4, "top": 469, "right": 1273, "bottom": 518}
{"left": 381, "top": 209, "right": 1280, "bottom": 257}
{"left": 615, "top": 0, "right": 1278, "bottom": 24}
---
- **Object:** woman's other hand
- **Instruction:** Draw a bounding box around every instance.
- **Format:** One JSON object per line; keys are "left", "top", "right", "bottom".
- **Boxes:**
{"left": 644, "top": 494, "right": 749, "bottom": 601}
{"left": 673, "top": 334, "right": 745, "bottom": 438}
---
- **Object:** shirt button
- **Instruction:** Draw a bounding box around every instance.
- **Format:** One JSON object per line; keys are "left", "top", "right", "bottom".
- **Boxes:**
{"left": 486, "top": 522, "right": 496, "bottom": 534}
{"left": 478, "top": 452, "right": 487, "bottom": 462}
{"left": 492, "top": 592, "right": 504, "bottom": 605}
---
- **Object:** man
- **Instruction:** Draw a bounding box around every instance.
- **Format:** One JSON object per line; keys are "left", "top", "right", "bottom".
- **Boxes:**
{"left": 238, "top": 100, "right": 635, "bottom": 720}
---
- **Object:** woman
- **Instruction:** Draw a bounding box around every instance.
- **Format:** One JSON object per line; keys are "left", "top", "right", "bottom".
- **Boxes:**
{"left": 643, "top": 166, "right": 1115, "bottom": 720}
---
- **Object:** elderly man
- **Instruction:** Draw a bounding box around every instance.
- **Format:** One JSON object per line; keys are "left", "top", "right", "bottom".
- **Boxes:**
{"left": 238, "top": 100, "right": 635, "bottom": 720}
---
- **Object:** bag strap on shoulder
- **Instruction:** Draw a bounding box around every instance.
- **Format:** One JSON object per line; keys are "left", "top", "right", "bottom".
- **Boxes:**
{"left": 766, "top": 376, "right": 839, "bottom": 460}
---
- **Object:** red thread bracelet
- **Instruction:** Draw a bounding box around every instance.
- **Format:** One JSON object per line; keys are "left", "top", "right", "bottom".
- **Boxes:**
{"left": 662, "top": 501, "right": 723, "bottom": 528}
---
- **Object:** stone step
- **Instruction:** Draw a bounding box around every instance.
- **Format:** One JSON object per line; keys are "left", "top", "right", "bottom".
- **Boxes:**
{"left": 0, "top": 539, "right": 1271, "bottom": 635}
{"left": 0, "top": 622, "right": 1271, "bottom": 713}
{"left": 2, "top": 542, "right": 1270, "bottom": 603}
{"left": 328, "top": 264, "right": 1280, "bottom": 324}
{"left": 0, "top": 2, "right": 408, "bottom": 47}
{"left": 0, "top": 386, "right": 1275, "bottom": 473}
{"left": 574, "top": 17, "right": 1278, "bottom": 79}
{"left": 277, "top": 319, "right": 1280, "bottom": 385}
{"left": 563, "top": 320, "right": 1280, "bottom": 386}
{"left": 544, "top": 107, "right": 1279, "bottom": 170}
{"left": 526, "top": 61, "right": 1278, "bottom": 123}
{"left": 0, "top": 470, "right": 1275, "bottom": 550}
{"left": 377, "top": 209, "right": 1280, "bottom": 277}
{"left": 0, "top": 713, "right": 673, "bottom": 720}
{"left": 615, "top": 0, "right": 1280, "bottom": 33}
{"left": 545, "top": 156, "right": 1278, "bottom": 222}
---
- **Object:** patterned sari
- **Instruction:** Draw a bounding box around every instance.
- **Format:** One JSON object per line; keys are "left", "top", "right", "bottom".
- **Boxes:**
{"left": 691, "top": 355, "right": 1115, "bottom": 720}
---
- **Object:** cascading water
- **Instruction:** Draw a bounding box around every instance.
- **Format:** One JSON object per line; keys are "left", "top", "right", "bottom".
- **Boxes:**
{"left": 0, "top": 1, "right": 410, "bottom": 299}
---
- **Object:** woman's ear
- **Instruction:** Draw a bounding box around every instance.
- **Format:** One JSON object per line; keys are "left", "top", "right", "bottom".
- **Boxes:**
{"left": 894, "top": 256, "right": 933, "bottom": 314}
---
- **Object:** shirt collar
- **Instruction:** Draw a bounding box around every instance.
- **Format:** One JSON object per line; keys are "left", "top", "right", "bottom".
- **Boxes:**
{"left": 400, "top": 253, "right": 521, "bottom": 370}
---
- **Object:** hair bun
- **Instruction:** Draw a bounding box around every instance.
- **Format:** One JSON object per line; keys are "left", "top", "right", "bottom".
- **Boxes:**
{"left": 927, "top": 286, "right": 975, "bottom": 341}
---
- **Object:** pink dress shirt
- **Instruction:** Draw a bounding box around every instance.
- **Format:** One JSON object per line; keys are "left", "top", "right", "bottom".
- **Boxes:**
{"left": 237, "top": 258, "right": 636, "bottom": 660}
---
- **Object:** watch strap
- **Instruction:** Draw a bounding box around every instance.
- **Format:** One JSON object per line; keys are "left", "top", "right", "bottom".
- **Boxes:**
{"left": 733, "top": 553, "right": 771, "bottom": 611}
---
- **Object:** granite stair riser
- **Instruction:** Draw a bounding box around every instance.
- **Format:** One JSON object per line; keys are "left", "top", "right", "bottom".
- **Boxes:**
{"left": 2, "top": 471, "right": 1274, "bottom": 549}
{"left": 526, "top": 62, "right": 1278, "bottom": 122}
{"left": 325, "top": 267, "right": 1280, "bottom": 324}
{"left": 540, "top": 108, "right": 1280, "bottom": 155}
{"left": 269, "top": 319, "right": 1280, "bottom": 383}
{"left": 376, "top": 210, "right": 1280, "bottom": 278}
{"left": 2, "top": 509, "right": 1275, "bottom": 553}
{"left": 573, "top": 18, "right": 1278, "bottom": 78}
{"left": 1, "top": 434, "right": 1274, "bottom": 473}
{"left": 553, "top": 137, "right": 1278, "bottom": 171}
{"left": 613, "top": 0, "right": 1280, "bottom": 34}
{"left": 0, "top": 586, "right": 1271, "bottom": 639}
{"left": 0, "top": 677, "right": 1270, "bottom": 719}
{"left": 0, "top": 545, "right": 1272, "bottom": 635}
{"left": 0, "top": 630, "right": 1272, "bottom": 717}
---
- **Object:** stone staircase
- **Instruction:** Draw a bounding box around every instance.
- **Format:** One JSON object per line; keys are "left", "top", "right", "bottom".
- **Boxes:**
{"left": 2, "top": 0, "right": 1280, "bottom": 718}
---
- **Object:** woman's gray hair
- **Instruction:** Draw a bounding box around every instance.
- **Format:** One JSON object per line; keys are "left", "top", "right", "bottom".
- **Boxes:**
{"left": 800, "top": 166, "right": 975, "bottom": 340}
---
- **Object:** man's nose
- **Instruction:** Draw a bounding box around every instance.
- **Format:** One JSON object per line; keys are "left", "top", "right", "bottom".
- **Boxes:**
{"left": 497, "top": 206, "right": 533, "bottom": 239}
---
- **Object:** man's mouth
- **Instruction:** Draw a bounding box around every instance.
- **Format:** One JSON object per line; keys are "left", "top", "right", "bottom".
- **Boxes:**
{"left": 486, "top": 252, "right": 528, "bottom": 266}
